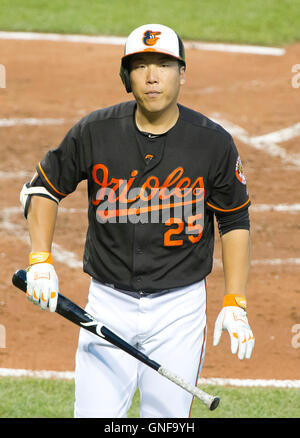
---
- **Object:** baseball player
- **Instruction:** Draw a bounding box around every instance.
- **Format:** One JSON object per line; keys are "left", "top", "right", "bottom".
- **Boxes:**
{"left": 20, "top": 24, "right": 254, "bottom": 418}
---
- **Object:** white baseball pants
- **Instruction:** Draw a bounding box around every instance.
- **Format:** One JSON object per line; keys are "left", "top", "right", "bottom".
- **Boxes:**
{"left": 74, "top": 278, "right": 207, "bottom": 418}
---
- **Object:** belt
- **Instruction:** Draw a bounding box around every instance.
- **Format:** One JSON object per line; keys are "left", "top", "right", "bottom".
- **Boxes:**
{"left": 103, "top": 282, "right": 182, "bottom": 299}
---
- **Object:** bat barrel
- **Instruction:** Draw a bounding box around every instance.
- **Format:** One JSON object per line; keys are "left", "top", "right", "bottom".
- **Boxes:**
{"left": 101, "top": 326, "right": 161, "bottom": 371}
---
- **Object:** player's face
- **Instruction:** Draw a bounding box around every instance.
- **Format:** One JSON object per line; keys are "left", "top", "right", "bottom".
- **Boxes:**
{"left": 129, "top": 53, "right": 185, "bottom": 115}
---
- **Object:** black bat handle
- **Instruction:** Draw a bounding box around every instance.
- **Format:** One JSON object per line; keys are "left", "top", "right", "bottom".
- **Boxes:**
{"left": 12, "top": 269, "right": 93, "bottom": 325}
{"left": 11, "top": 269, "right": 161, "bottom": 371}
{"left": 12, "top": 269, "right": 27, "bottom": 292}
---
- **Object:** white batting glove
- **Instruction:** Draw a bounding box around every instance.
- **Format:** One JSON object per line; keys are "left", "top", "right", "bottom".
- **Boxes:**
{"left": 213, "top": 294, "right": 255, "bottom": 360}
{"left": 26, "top": 252, "right": 59, "bottom": 313}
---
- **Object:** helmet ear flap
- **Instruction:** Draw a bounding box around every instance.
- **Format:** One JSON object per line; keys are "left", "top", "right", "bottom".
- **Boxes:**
{"left": 120, "top": 63, "right": 132, "bottom": 93}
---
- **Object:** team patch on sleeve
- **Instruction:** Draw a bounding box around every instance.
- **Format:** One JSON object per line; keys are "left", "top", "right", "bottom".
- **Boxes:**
{"left": 235, "top": 156, "right": 247, "bottom": 185}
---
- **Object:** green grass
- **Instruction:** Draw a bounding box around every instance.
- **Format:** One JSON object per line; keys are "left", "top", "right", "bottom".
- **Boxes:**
{"left": 0, "top": 377, "right": 74, "bottom": 418}
{"left": 0, "top": 378, "right": 299, "bottom": 418}
{"left": 0, "top": 0, "right": 299, "bottom": 45}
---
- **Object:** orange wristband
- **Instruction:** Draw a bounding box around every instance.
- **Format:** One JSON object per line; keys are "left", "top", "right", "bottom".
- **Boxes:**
{"left": 223, "top": 294, "right": 247, "bottom": 310}
{"left": 29, "top": 252, "right": 53, "bottom": 265}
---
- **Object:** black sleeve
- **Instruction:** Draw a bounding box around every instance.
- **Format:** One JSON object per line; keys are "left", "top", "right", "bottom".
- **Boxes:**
{"left": 36, "top": 121, "right": 88, "bottom": 201}
{"left": 206, "top": 134, "right": 250, "bottom": 214}
{"left": 215, "top": 207, "right": 250, "bottom": 237}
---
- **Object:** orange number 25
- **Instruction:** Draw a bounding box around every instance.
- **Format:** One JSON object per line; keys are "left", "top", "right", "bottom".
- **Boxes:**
{"left": 164, "top": 214, "right": 203, "bottom": 246}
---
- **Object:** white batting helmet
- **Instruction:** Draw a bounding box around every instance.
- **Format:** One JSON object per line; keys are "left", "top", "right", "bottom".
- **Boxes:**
{"left": 120, "top": 24, "right": 186, "bottom": 93}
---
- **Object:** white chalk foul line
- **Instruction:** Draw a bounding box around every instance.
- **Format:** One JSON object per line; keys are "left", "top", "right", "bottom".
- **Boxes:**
{"left": 210, "top": 115, "right": 300, "bottom": 167}
{"left": 0, "top": 31, "right": 126, "bottom": 46}
{"left": 0, "top": 368, "right": 298, "bottom": 388}
{"left": 251, "top": 122, "right": 300, "bottom": 144}
{"left": 213, "top": 257, "right": 300, "bottom": 269}
{"left": 184, "top": 41, "right": 285, "bottom": 56}
{"left": 1, "top": 115, "right": 299, "bottom": 168}
{"left": 0, "top": 368, "right": 75, "bottom": 380}
{"left": 0, "top": 117, "right": 69, "bottom": 127}
{"left": 251, "top": 258, "right": 300, "bottom": 266}
{"left": 0, "top": 170, "right": 32, "bottom": 179}
{"left": 251, "top": 203, "right": 300, "bottom": 213}
{"left": 0, "top": 207, "right": 82, "bottom": 269}
{"left": 0, "top": 31, "right": 285, "bottom": 56}
{"left": 197, "top": 377, "right": 300, "bottom": 389}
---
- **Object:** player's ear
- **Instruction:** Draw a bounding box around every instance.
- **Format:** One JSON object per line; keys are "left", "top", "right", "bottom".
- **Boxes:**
{"left": 179, "top": 65, "right": 186, "bottom": 86}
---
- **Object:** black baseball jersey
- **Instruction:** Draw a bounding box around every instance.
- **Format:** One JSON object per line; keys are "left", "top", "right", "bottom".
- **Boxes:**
{"left": 34, "top": 101, "right": 250, "bottom": 292}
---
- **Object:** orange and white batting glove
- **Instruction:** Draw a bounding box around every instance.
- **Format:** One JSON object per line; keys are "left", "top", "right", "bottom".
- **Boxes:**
{"left": 213, "top": 294, "right": 255, "bottom": 360}
{"left": 26, "top": 252, "right": 58, "bottom": 313}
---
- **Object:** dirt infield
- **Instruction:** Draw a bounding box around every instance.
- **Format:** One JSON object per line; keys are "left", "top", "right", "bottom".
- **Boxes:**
{"left": 0, "top": 37, "right": 299, "bottom": 380}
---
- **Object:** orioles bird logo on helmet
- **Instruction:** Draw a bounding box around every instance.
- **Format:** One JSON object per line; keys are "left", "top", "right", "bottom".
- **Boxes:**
{"left": 143, "top": 30, "right": 161, "bottom": 46}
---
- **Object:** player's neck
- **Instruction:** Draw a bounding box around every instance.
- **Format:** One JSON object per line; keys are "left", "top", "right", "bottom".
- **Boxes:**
{"left": 135, "top": 103, "right": 179, "bottom": 135}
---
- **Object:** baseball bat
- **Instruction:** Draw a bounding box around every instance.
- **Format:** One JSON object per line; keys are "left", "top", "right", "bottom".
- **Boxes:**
{"left": 12, "top": 268, "right": 220, "bottom": 411}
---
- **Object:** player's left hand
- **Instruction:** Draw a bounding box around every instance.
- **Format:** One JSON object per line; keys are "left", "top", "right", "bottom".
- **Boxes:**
{"left": 213, "top": 295, "right": 255, "bottom": 360}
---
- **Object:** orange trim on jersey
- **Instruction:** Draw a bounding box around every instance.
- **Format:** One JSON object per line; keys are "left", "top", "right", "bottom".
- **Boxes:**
{"left": 38, "top": 162, "right": 67, "bottom": 197}
{"left": 206, "top": 198, "right": 250, "bottom": 213}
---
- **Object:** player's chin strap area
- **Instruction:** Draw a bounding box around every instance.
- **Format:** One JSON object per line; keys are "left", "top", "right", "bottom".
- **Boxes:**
{"left": 20, "top": 182, "right": 60, "bottom": 218}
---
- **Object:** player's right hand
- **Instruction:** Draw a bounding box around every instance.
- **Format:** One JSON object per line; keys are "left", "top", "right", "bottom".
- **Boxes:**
{"left": 26, "top": 252, "right": 58, "bottom": 313}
